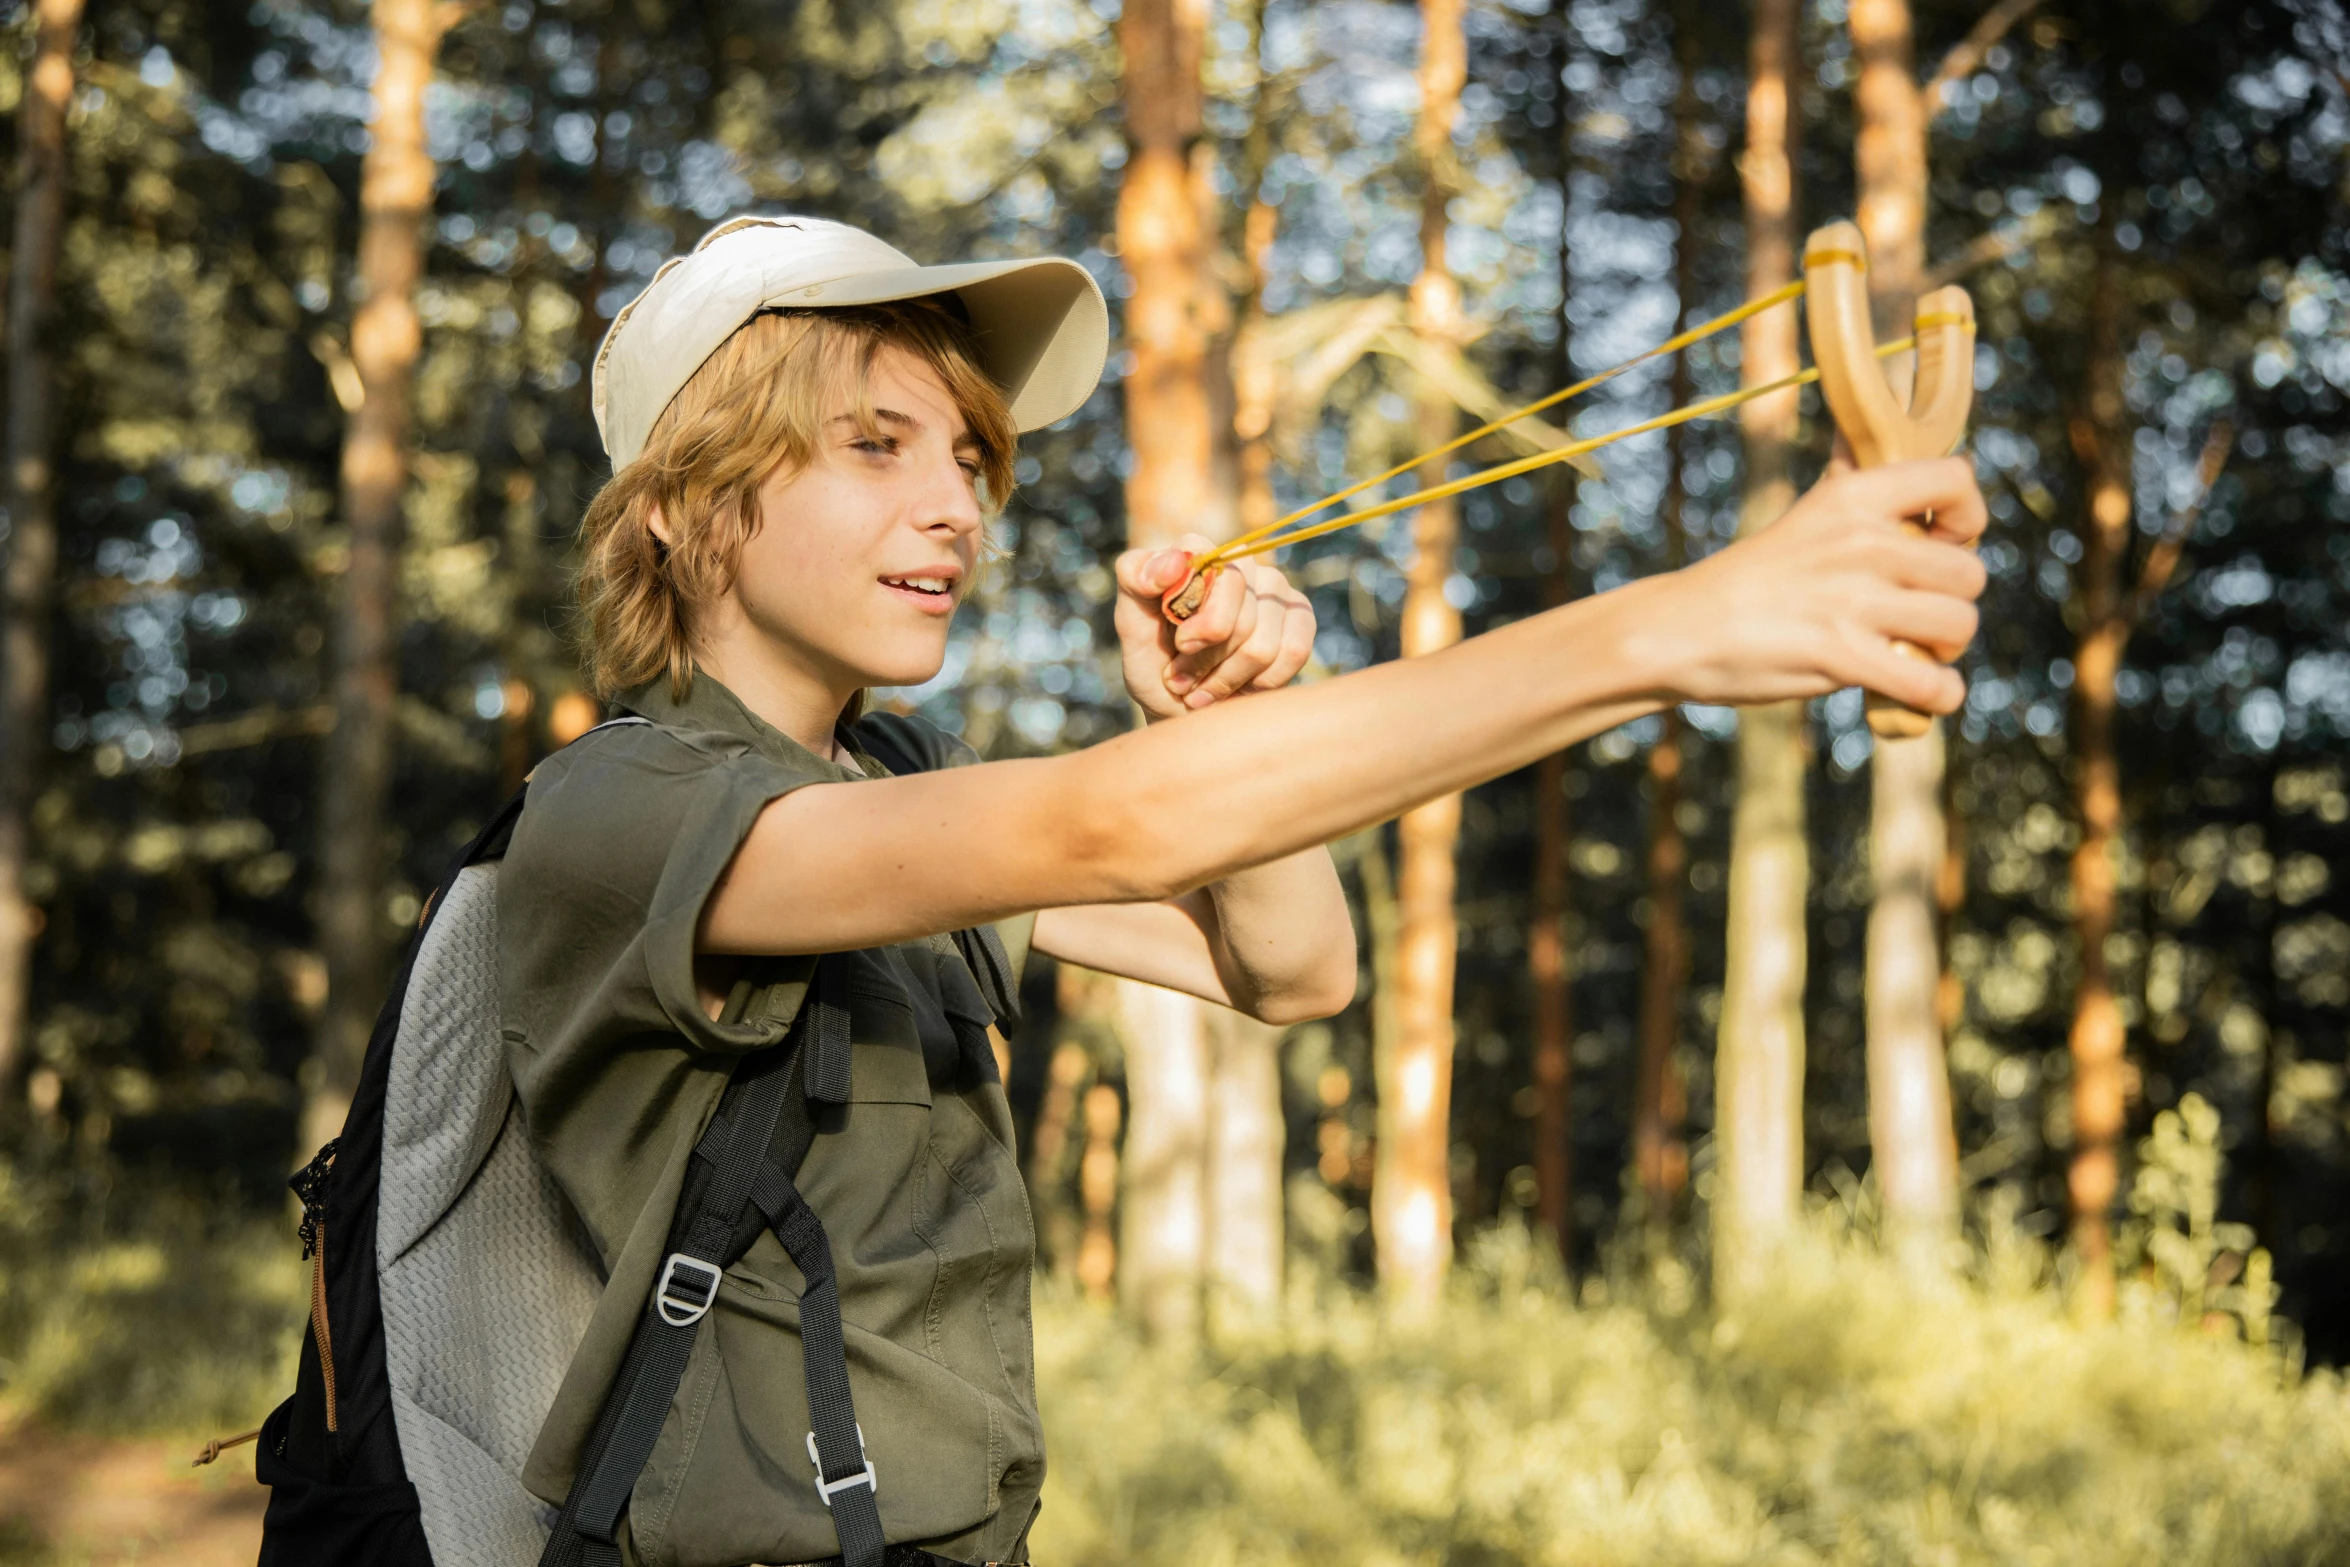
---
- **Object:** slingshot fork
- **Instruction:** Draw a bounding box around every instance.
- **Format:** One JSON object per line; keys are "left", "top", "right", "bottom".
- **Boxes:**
{"left": 1802, "top": 219, "right": 1979, "bottom": 741}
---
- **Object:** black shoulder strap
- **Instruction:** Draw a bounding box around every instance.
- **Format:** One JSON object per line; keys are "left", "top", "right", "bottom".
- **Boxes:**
{"left": 539, "top": 954, "right": 882, "bottom": 1567}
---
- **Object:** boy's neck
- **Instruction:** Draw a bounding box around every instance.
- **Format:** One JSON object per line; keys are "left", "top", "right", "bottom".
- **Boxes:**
{"left": 690, "top": 641, "right": 856, "bottom": 763}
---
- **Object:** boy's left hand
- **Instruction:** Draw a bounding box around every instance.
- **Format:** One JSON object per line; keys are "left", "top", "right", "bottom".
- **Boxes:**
{"left": 1113, "top": 536, "right": 1317, "bottom": 720}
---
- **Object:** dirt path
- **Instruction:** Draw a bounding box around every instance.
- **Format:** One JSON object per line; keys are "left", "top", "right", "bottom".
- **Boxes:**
{"left": 0, "top": 1414, "right": 264, "bottom": 1566}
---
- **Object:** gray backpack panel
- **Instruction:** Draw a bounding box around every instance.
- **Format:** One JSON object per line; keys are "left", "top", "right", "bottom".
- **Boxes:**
{"left": 378, "top": 861, "right": 603, "bottom": 1566}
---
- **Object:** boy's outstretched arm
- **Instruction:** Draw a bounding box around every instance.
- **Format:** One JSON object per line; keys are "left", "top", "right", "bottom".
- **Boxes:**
{"left": 1027, "top": 548, "right": 1355, "bottom": 1024}
{"left": 700, "top": 457, "right": 1987, "bottom": 965}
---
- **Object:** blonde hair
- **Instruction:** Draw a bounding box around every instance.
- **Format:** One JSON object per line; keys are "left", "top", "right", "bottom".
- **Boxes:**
{"left": 576, "top": 300, "right": 1019, "bottom": 702}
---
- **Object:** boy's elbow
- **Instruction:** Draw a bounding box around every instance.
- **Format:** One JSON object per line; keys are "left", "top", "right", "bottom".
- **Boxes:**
{"left": 1245, "top": 949, "right": 1359, "bottom": 1027}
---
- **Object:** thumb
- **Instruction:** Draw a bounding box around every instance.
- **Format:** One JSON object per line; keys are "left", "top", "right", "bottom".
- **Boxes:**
{"left": 1116, "top": 547, "right": 1193, "bottom": 597}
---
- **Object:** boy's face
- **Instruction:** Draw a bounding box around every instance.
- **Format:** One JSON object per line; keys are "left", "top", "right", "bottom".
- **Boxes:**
{"left": 732, "top": 344, "right": 988, "bottom": 694}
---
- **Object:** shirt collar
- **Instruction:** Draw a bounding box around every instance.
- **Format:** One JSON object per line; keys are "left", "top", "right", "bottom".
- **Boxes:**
{"left": 616, "top": 671, "right": 876, "bottom": 778}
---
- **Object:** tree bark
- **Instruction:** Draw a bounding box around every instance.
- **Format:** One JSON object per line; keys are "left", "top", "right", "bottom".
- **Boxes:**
{"left": 2065, "top": 229, "right": 2130, "bottom": 1317}
{"left": 1116, "top": 0, "right": 1211, "bottom": 549}
{"left": 1375, "top": 0, "right": 1467, "bottom": 1317}
{"left": 0, "top": 0, "right": 86, "bottom": 1101}
{"left": 1114, "top": 0, "right": 1221, "bottom": 1341}
{"left": 1851, "top": 0, "right": 1959, "bottom": 1260}
{"left": 305, "top": 0, "right": 456, "bottom": 1157}
{"left": 1714, "top": 0, "right": 1809, "bottom": 1297}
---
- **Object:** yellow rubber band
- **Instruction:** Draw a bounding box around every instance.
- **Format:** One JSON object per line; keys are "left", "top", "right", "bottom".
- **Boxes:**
{"left": 1912, "top": 310, "right": 1974, "bottom": 330}
{"left": 1804, "top": 248, "right": 1868, "bottom": 269}
{"left": 1203, "top": 335, "right": 1921, "bottom": 568}
{"left": 1192, "top": 279, "right": 1812, "bottom": 575}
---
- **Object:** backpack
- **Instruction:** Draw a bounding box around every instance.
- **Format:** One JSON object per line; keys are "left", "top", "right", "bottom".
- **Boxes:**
{"left": 252, "top": 716, "right": 1021, "bottom": 1567}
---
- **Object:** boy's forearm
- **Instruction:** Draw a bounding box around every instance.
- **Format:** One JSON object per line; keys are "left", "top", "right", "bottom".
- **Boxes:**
{"left": 706, "top": 577, "right": 1675, "bottom": 956}
{"left": 1078, "top": 574, "right": 1673, "bottom": 901}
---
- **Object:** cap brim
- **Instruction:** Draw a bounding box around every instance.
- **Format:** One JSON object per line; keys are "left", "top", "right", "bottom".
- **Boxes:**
{"left": 769, "top": 257, "right": 1108, "bottom": 433}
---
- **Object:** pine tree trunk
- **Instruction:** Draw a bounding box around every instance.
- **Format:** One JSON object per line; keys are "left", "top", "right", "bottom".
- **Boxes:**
{"left": 1851, "top": 0, "right": 1959, "bottom": 1259}
{"left": 1632, "top": 54, "right": 1703, "bottom": 1226}
{"left": 1714, "top": 0, "right": 1810, "bottom": 1296}
{"left": 1528, "top": 468, "right": 1575, "bottom": 1263}
{"left": 1205, "top": 1007, "right": 1284, "bottom": 1321}
{"left": 1375, "top": 0, "right": 1467, "bottom": 1316}
{"left": 1528, "top": 1, "right": 1578, "bottom": 1264}
{"left": 1199, "top": 0, "right": 1285, "bottom": 1326}
{"left": 1116, "top": 980, "right": 1209, "bottom": 1337}
{"left": 1114, "top": 0, "right": 1218, "bottom": 1341}
{"left": 305, "top": 0, "right": 455, "bottom": 1156}
{"left": 0, "top": 0, "right": 86, "bottom": 1101}
{"left": 2065, "top": 230, "right": 2130, "bottom": 1317}
{"left": 1530, "top": 736, "right": 1573, "bottom": 1260}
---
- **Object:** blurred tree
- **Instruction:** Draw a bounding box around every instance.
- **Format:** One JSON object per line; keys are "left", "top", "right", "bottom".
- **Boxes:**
{"left": 0, "top": 0, "right": 86, "bottom": 1100}
{"left": 2063, "top": 222, "right": 2237, "bottom": 1315}
{"left": 1113, "top": 0, "right": 1217, "bottom": 1343}
{"left": 1525, "top": 0, "right": 1581, "bottom": 1267}
{"left": 1376, "top": 0, "right": 1466, "bottom": 1316}
{"left": 2063, "top": 224, "right": 2133, "bottom": 1315}
{"left": 1629, "top": 0, "right": 1707, "bottom": 1233}
{"left": 1852, "top": 0, "right": 1959, "bottom": 1260}
{"left": 1713, "top": 0, "right": 1808, "bottom": 1296}
{"left": 304, "top": 0, "right": 457, "bottom": 1156}
{"left": 1198, "top": 0, "right": 1285, "bottom": 1328}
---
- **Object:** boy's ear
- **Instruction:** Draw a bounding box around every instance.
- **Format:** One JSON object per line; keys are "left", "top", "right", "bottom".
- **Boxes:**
{"left": 646, "top": 502, "right": 676, "bottom": 550}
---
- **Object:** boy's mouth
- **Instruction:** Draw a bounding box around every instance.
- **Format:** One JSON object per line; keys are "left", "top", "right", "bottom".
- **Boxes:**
{"left": 880, "top": 572, "right": 959, "bottom": 612}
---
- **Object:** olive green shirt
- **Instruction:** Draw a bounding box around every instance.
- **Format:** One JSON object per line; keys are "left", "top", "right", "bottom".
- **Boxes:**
{"left": 501, "top": 674, "right": 1042, "bottom": 1567}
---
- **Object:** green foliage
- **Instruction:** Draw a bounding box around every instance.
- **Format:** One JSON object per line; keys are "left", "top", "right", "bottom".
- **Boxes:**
{"left": 1032, "top": 1220, "right": 2350, "bottom": 1567}
{"left": 2116, "top": 1092, "right": 2280, "bottom": 1344}
{"left": 0, "top": 1149, "right": 2342, "bottom": 1563}
{"left": 0, "top": 1165, "right": 300, "bottom": 1435}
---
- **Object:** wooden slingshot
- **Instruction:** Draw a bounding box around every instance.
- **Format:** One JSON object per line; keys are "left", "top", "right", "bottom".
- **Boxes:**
{"left": 1801, "top": 220, "right": 1979, "bottom": 740}
{"left": 1156, "top": 220, "right": 1982, "bottom": 746}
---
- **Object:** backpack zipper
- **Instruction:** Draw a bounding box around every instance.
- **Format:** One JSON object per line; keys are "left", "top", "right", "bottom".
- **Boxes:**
{"left": 309, "top": 1222, "right": 339, "bottom": 1432}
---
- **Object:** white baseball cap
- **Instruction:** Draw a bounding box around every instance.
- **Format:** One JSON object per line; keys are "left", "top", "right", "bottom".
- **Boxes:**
{"left": 591, "top": 214, "right": 1110, "bottom": 466}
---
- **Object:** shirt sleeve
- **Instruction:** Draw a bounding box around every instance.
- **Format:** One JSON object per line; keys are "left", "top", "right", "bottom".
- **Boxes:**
{"left": 502, "top": 724, "right": 829, "bottom": 1057}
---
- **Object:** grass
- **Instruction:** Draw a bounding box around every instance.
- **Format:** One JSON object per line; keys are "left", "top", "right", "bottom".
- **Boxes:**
{"left": 1029, "top": 1221, "right": 2350, "bottom": 1567}
{"left": 1, "top": 1119, "right": 2345, "bottom": 1566}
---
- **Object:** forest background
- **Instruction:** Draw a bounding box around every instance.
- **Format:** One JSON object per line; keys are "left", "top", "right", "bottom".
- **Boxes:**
{"left": 2, "top": 0, "right": 2350, "bottom": 1561}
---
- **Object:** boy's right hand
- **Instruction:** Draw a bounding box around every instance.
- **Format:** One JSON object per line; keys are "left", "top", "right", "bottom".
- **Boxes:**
{"left": 1640, "top": 455, "right": 1989, "bottom": 715}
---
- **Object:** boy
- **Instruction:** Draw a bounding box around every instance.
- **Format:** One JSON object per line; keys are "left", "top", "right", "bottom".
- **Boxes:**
{"left": 506, "top": 213, "right": 1985, "bottom": 1566}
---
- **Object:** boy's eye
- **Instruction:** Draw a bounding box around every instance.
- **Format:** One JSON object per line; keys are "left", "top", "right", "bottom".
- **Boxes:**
{"left": 851, "top": 435, "right": 898, "bottom": 456}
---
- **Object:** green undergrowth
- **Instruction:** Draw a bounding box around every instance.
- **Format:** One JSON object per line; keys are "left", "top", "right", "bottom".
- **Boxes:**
{"left": 2, "top": 1150, "right": 2347, "bottom": 1566}
{"left": 1030, "top": 1221, "right": 2350, "bottom": 1567}
{"left": 0, "top": 1164, "right": 303, "bottom": 1435}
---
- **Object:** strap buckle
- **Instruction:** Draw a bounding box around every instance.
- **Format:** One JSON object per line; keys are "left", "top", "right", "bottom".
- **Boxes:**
{"left": 806, "top": 1425, "right": 877, "bottom": 1506}
{"left": 654, "top": 1253, "right": 724, "bottom": 1327}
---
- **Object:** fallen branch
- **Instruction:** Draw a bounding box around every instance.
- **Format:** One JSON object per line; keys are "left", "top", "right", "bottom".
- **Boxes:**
{"left": 1923, "top": 0, "right": 2047, "bottom": 114}
{"left": 1922, "top": 207, "right": 2062, "bottom": 290}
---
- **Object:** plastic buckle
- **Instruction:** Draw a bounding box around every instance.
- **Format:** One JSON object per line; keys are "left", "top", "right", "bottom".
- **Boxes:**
{"left": 806, "top": 1425, "right": 878, "bottom": 1506}
{"left": 654, "top": 1253, "right": 724, "bottom": 1327}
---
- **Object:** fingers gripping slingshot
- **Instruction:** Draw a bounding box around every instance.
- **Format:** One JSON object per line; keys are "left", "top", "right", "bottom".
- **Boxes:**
{"left": 1803, "top": 220, "right": 1979, "bottom": 739}
{"left": 1158, "top": 221, "right": 1980, "bottom": 738}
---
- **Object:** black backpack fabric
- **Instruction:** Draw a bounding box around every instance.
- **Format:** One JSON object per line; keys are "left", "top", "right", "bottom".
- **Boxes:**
{"left": 256, "top": 717, "right": 1020, "bottom": 1567}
